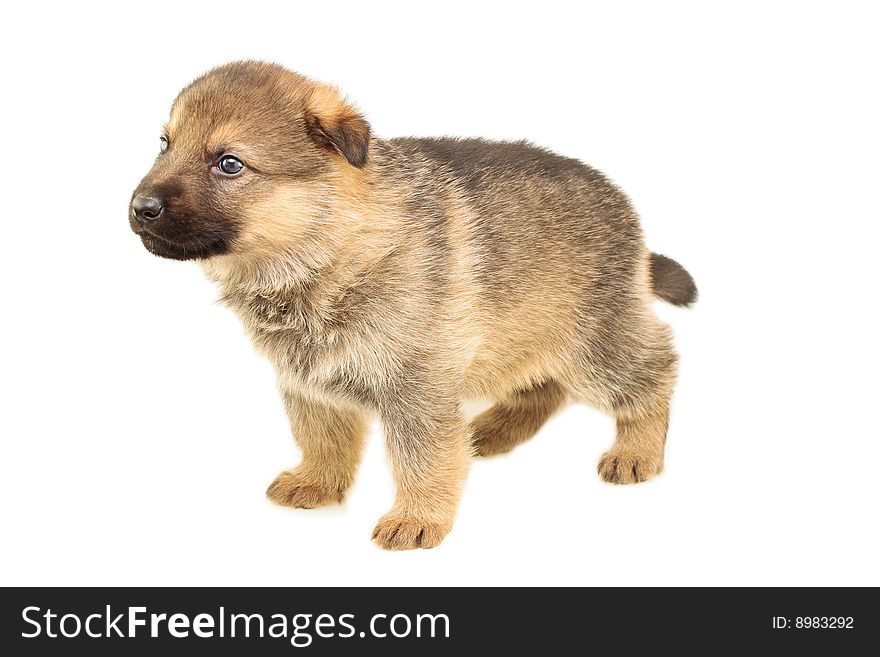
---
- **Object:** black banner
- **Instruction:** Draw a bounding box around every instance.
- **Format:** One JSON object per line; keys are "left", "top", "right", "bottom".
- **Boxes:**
{"left": 1, "top": 587, "right": 875, "bottom": 654}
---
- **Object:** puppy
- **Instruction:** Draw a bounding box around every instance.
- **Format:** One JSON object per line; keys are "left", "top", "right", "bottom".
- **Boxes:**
{"left": 130, "top": 61, "right": 696, "bottom": 550}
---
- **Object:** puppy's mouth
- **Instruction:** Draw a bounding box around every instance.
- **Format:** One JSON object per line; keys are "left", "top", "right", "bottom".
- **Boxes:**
{"left": 133, "top": 221, "right": 229, "bottom": 261}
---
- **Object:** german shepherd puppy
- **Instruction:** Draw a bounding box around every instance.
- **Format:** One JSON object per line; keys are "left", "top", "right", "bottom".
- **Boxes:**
{"left": 130, "top": 61, "right": 696, "bottom": 550}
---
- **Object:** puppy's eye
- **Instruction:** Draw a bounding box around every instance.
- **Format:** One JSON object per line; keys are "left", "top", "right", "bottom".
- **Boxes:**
{"left": 217, "top": 155, "right": 245, "bottom": 176}
{"left": 159, "top": 136, "right": 169, "bottom": 154}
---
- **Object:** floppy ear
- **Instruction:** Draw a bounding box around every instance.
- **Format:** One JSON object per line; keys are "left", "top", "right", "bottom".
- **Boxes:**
{"left": 305, "top": 85, "right": 371, "bottom": 168}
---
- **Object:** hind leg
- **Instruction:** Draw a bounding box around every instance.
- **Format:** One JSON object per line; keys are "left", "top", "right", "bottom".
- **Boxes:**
{"left": 471, "top": 380, "right": 567, "bottom": 456}
{"left": 574, "top": 315, "right": 678, "bottom": 485}
{"left": 598, "top": 402, "right": 669, "bottom": 484}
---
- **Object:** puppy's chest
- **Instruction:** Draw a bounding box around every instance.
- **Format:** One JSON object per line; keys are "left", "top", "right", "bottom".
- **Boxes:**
{"left": 225, "top": 289, "right": 385, "bottom": 407}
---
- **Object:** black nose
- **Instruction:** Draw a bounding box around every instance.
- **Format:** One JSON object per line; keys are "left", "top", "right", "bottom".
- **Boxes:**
{"left": 131, "top": 195, "right": 164, "bottom": 224}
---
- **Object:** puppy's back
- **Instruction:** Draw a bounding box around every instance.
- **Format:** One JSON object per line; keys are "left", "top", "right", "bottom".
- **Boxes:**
{"left": 389, "top": 137, "right": 646, "bottom": 306}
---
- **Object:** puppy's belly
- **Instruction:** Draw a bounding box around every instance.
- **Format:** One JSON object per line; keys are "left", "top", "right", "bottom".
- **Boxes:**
{"left": 462, "top": 347, "right": 564, "bottom": 401}
{"left": 460, "top": 294, "right": 581, "bottom": 401}
{"left": 252, "top": 316, "right": 569, "bottom": 411}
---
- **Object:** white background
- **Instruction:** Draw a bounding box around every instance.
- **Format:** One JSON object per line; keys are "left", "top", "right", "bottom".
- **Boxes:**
{"left": 1, "top": 1, "right": 878, "bottom": 586}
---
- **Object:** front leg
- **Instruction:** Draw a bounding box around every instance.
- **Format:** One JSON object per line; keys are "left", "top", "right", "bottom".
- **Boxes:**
{"left": 266, "top": 390, "right": 368, "bottom": 509}
{"left": 372, "top": 395, "right": 471, "bottom": 550}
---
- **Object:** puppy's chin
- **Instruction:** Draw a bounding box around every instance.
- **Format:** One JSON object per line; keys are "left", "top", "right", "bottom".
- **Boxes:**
{"left": 139, "top": 233, "right": 229, "bottom": 261}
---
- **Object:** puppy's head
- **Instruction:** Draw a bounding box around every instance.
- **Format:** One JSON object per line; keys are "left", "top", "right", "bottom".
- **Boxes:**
{"left": 129, "top": 61, "right": 370, "bottom": 261}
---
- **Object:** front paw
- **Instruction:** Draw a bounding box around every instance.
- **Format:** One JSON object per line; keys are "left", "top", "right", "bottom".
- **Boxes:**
{"left": 371, "top": 512, "right": 452, "bottom": 550}
{"left": 266, "top": 469, "right": 344, "bottom": 508}
{"left": 597, "top": 450, "right": 663, "bottom": 484}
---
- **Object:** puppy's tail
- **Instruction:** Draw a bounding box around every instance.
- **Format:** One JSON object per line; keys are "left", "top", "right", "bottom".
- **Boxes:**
{"left": 650, "top": 253, "right": 697, "bottom": 307}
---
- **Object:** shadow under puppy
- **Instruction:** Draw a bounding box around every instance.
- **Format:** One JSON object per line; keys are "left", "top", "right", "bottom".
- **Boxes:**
{"left": 130, "top": 61, "right": 697, "bottom": 550}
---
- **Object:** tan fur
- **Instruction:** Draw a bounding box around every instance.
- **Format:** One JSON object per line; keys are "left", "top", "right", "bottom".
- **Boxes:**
{"left": 266, "top": 393, "right": 368, "bottom": 507}
{"left": 598, "top": 403, "right": 669, "bottom": 484}
{"left": 130, "top": 61, "right": 695, "bottom": 550}
{"left": 472, "top": 381, "right": 568, "bottom": 456}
